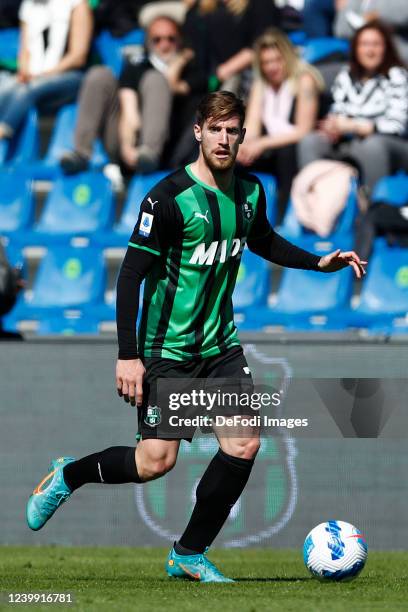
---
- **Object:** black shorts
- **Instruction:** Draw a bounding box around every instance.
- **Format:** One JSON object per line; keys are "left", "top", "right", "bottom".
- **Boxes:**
{"left": 137, "top": 345, "right": 253, "bottom": 442}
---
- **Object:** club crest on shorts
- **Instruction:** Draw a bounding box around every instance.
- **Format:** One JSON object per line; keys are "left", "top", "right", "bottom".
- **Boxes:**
{"left": 242, "top": 201, "right": 253, "bottom": 220}
{"left": 144, "top": 405, "right": 161, "bottom": 427}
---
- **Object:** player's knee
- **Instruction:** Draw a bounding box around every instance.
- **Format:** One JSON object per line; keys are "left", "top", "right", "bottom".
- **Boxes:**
{"left": 139, "top": 453, "right": 177, "bottom": 480}
{"left": 152, "top": 454, "right": 177, "bottom": 476}
{"left": 226, "top": 438, "right": 260, "bottom": 460}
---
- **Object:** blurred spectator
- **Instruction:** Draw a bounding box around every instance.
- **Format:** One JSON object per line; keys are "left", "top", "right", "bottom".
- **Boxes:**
{"left": 183, "top": 0, "right": 280, "bottom": 94}
{"left": 0, "top": 1, "right": 23, "bottom": 28}
{"left": 275, "top": 0, "right": 305, "bottom": 34}
{"left": 334, "top": 0, "right": 408, "bottom": 64}
{"left": 60, "top": 15, "right": 207, "bottom": 175}
{"left": 92, "top": 0, "right": 140, "bottom": 36}
{"left": 298, "top": 21, "right": 408, "bottom": 194}
{"left": 303, "top": 0, "right": 335, "bottom": 38}
{"left": 0, "top": 241, "right": 23, "bottom": 340}
{"left": 0, "top": 0, "right": 93, "bottom": 142}
{"left": 237, "top": 29, "right": 324, "bottom": 222}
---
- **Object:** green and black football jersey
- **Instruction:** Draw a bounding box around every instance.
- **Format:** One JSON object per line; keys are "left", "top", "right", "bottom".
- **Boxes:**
{"left": 127, "top": 164, "right": 271, "bottom": 361}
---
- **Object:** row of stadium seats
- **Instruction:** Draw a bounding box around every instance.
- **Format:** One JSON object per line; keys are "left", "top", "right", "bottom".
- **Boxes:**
{"left": 3, "top": 236, "right": 408, "bottom": 336}
{"left": 0, "top": 169, "right": 277, "bottom": 246}
{"left": 0, "top": 106, "right": 107, "bottom": 178}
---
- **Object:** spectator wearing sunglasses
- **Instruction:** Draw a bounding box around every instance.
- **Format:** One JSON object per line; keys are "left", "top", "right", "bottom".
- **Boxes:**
{"left": 60, "top": 14, "right": 206, "bottom": 174}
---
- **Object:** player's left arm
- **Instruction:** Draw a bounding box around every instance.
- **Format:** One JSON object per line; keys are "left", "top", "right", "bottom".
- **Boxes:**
{"left": 247, "top": 181, "right": 367, "bottom": 278}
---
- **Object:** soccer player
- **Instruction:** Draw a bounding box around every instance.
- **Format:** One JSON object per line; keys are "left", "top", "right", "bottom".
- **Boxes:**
{"left": 26, "top": 91, "right": 366, "bottom": 582}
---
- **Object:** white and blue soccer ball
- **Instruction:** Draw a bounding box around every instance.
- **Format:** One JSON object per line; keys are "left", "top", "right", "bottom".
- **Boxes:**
{"left": 303, "top": 520, "right": 368, "bottom": 581}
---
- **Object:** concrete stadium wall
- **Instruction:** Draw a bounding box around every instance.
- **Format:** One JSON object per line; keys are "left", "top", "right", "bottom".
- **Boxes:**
{"left": 1, "top": 339, "right": 407, "bottom": 550}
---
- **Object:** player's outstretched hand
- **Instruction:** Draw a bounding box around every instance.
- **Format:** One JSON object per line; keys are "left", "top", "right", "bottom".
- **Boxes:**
{"left": 318, "top": 249, "right": 367, "bottom": 279}
{"left": 116, "top": 358, "right": 146, "bottom": 407}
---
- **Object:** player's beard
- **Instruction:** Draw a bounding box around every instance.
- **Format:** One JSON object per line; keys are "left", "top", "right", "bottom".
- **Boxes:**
{"left": 202, "top": 146, "right": 236, "bottom": 172}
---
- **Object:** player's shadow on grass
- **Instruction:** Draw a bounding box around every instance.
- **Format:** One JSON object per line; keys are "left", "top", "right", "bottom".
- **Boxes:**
{"left": 235, "top": 577, "right": 310, "bottom": 582}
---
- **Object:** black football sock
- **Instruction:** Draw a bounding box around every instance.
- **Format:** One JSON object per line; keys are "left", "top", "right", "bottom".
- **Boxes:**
{"left": 63, "top": 446, "right": 141, "bottom": 492}
{"left": 178, "top": 448, "right": 255, "bottom": 554}
{"left": 174, "top": 542, "right": 200, "bottom": 556}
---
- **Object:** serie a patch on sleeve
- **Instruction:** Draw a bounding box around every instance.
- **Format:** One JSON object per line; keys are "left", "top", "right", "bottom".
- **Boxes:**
{"left": 139, "top": 212, "right": 154, "bottom": 237}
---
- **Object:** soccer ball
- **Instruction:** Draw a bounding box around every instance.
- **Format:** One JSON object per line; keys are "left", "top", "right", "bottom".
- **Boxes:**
{"left": 303, "top": 520, "right": 368, "bottom": 581}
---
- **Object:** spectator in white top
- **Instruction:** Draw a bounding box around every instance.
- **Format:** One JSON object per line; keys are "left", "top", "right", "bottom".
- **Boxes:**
{"left": 0, "top": 0, "right": 93, "bottom": 141}
{"left": 298, "top": 21, "right": 408, "bottom": 193}
{"left": 237, "top": 29, "right": 324, "bottom": 222}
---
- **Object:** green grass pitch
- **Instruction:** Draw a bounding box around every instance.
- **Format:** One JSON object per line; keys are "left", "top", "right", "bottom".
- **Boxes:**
{"left": 0, "top": 547, "right": 407, "bottom": 611}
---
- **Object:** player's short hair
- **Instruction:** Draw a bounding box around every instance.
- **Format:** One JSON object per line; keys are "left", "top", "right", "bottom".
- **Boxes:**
{"left": 196, "top": 91, "right": 246, "bottom": 129}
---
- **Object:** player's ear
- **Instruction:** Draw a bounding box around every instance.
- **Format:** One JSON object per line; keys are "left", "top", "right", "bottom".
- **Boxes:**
{"left": 194, "top": 123, "right": 202, "bottom": 142}
{"left": 239, "top": 127, "right": 246, "bottom": 144}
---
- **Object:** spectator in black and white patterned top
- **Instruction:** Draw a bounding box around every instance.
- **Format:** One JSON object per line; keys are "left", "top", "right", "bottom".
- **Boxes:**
{"left": 298, "top": 20, "right": 408, "bottom": 193}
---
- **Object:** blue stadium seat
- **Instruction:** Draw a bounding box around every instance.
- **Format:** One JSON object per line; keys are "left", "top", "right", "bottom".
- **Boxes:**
{"left": 14, "top": 246, "right": 106, "bottom": 319}
{"left": 254, "top": 173, "right": 277, "bottom": 226}
{"left": 0, "top": 169, "right": 35, "bottom": 235}
{"left": 302, "top": 37, "right": 349, "bottom": 64}
{"left": 353, "top": 238, "right": 408, "bottom": 325}
{"left": 95, "top": 171, "right": 169, "bottom": 247}
{"left": 1, "top": 311, "right": 19, "bottom": 333}
{"left": 361, "top": 319, "right": 408, "bottom": 337}
{"left": 0, "top": 140, "right": 6, "bottom": 164}
{"left": 36, "top": 312, "right": 100, "bottom": 335}
{"left": 92, "top": 280, "right": 144, "bottom": 324}
{"left": 233, "top": 248, "right": 269, "bottom": 319}
{"left": 274, "top": 240, "right": 353, "bottom": 315}
{"left": 371, "top": 173, "right": 408, "bottom": 207}
{"left": 4, "top": 242, "right": 24, "bottom": 266}
{"left": 279, "top": 177, "right": 359, "bottom": 242}
{"left": 238, "top": 238, "right": 354, "bottom": 331}
{"left": 94, "top": 29, "right": 145, "bottom": 77}
{"left": 30, "top": 105, "right": 108, "bottom": 179}
{"left": 0, "top": 28, "right": 19, "bottom": 70}
{"left": 0, "top": 109, "right": 39, "bottom": 167}
{"left": 288, "top": 31, "right": 307, "bottom": 46}
{"left": 26, "top": 172, "right": 115, "bottom": 244}
{"left": 91, "top": 299, "right": 116, "bottom": 323}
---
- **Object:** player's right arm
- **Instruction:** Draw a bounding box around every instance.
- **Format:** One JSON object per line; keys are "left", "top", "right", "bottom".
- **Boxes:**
{"left": 116, "top": 177, "right": 182, "bottom": 407}
{"left": 116, "top": 246, "right": 154, "bottom": 407}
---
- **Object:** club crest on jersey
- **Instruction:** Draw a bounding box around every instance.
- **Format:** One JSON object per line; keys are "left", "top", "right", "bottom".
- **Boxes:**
{"left": 139, "top": 212, "right": 154, "bottom": 237}
{"left": 242, "top": 202, "right": 254, "bottom": 220}
{"left": 144, "top": 405, "right": 161, "bottom": 427}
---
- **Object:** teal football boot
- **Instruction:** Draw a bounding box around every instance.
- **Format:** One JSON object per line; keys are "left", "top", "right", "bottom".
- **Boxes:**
{"left": 26, "top": 456, "right": 75, "bottom": 531}
{"left": 166, "top": 546, "right": 234, "bottom": 583}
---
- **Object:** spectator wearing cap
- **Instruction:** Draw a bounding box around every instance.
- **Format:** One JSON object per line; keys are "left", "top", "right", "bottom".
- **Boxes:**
{"left": 60, "top": 14, "right": 206, "bottom": 174}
